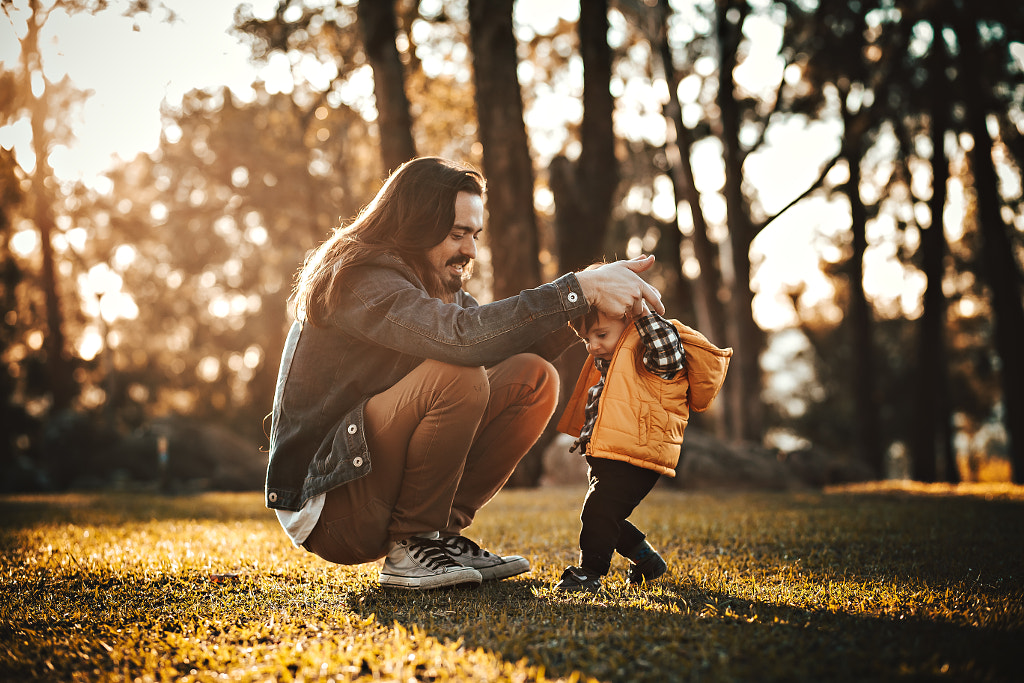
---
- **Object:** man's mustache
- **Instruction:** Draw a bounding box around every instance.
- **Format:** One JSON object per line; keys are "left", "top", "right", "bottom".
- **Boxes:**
{"left": 446, "top": 256, "right": 471, "bottom": 267}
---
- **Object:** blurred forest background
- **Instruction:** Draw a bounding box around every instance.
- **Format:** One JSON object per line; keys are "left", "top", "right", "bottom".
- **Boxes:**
{"left": 1, "top": 0, "right": 1021, "bottom": 493}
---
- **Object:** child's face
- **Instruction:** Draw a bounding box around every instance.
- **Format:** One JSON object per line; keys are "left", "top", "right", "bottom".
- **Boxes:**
{"left": 579, "top": 311, "right": 630, "bottom": 362}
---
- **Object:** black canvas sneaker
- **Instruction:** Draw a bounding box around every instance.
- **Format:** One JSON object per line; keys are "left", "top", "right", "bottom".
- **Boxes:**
{"left": 554, "top": 565, "right": 602, "bottom": 593}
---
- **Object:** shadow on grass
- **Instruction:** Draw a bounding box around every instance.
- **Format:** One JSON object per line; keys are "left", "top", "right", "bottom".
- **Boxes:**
{"left": 674, "top": 490, "right": 1024, "bottom": 591}
{"left": 4, "top": 565, "right": 1017, "bottom": 682}
{"left": 344, "top": 577, "right": 1018, "bottom": 682}
{"left": 0, "top": 491, "right": 267, "bottom": 528}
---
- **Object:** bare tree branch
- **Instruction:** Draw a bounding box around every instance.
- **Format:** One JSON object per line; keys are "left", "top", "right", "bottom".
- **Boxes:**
{"left": 742, "top": 72, "right": 788, "bottom": 162}
{"left": 753, "top": 150, "right": 841, "bottom": 236}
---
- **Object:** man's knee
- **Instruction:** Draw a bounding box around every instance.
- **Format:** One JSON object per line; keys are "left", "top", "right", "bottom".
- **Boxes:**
{"left": 421, "top": 359, "right": 490, "bottom": 407}
{"left": 504, "top": 353, "right": 559, "bottom": 401}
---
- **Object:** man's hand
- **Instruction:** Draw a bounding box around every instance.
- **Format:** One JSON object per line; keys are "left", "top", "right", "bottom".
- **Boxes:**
{"left": 575, "top": 255, "right": 665, "bottom": 317}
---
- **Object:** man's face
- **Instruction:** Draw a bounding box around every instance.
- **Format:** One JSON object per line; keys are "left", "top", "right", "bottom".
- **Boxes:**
{"left": 580, "top": 311, "right": 630, "bottom": 362}
{"left": 426, "top": 191, "right": 484, "bottom": 295}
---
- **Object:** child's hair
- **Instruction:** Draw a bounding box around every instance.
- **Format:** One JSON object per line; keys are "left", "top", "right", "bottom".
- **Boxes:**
{"left": 569, "top": 308, "right": 602, "bottom": 336}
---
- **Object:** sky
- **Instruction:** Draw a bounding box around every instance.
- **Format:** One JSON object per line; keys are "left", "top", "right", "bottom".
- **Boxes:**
{"left": 0, "top": 0, "right": 281, "bottom": 183}
{"left": 0, "top": 0, "right": 583, "bottom": 185}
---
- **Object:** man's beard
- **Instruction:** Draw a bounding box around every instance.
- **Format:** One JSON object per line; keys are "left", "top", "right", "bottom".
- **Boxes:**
{"left": 443, "top": 257, "right": 472, "bottom": 293}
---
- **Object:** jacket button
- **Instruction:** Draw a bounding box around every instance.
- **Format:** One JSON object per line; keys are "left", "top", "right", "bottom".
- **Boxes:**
{"left": 352, "top": 456, "right": 364, "bottom": 467}
{"left": 268, "top": 492, "right": 278, "bottom": 502}
{"left": 567, "top": 292, "right": 578, "bottom": 303}
{"left": 347, "top": 424, "right": 358, "bottom": 435}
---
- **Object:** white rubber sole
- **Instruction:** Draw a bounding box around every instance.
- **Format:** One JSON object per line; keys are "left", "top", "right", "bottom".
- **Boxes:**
{"left": 379, "top": 566, "right": 482, "bottom": 590}
{"left": 474, "top": 556, "right": 530, "bottom": 581}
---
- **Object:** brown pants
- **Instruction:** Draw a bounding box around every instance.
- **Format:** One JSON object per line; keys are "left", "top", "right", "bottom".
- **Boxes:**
{"left": 304, "top": 354, "right": 559, "bottom": 565}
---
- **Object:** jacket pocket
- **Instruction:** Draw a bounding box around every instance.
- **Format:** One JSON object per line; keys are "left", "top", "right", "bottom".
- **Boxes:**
{"left": 638, "top": 402, "right": 650, "bottom": 446}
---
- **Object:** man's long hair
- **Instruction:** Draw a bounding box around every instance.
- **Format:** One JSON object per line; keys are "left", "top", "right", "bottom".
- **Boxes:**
{"left": 294, "top": 157, "right": 485, "bottom": 326}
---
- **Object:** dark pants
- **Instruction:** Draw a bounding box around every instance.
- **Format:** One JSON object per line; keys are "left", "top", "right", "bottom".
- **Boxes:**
{"left": 579, "top": 455, "right": 661, "bottom": 575}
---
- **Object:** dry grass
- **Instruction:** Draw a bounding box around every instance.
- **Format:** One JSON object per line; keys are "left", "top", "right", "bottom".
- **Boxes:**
{"left": 1, "top": 483, "right": 1021, "bottom": 682}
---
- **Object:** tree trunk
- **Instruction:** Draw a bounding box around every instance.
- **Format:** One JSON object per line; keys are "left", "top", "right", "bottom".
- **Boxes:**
{"left": 357, "top": 0, "right": 416, "bottom": 172}
{"left": 25, "top": 0, "right": 74, "bottom": 412}
{"left": 538, "top": 0, "right": 620, "bottom": 486}
{"left": 911, "top": 24, "right": 954, "bottom": 482}
{"left": 1, "top": 152, "right": 26, "bottom": 468}
{"left": 551, "top": 0, "right": 618, "bottom": 272}
{"left": 841, "top": 105, "right": 884, "bottom": 478}
{"left": 575, "top": 0, "right": 618, "bottom": 256}
{"left": 655, "top": 0, "right": 726, "bottom": 347}
{"left": 467, "top": 0, "right": 542, "bottom": 301}
{"left": 959, "top": 15, "right": 1024, "bottom": 483}
{"left": 467, "top": 0, "right": 547, "bottom": 486}
{"left": 653, "top": 0, "right": 729, "bottom": 439}
{"left": 715, "top": 0, "right": 763, "bottom": 442}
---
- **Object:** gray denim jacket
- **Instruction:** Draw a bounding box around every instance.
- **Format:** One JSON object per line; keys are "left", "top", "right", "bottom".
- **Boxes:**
{"left": 265, "top": 253, "right": 588, "bottom": 511}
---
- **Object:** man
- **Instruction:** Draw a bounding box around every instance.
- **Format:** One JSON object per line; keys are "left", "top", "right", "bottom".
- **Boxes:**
{"left": 267, "top": 156, "right": 663, "bottom": 590}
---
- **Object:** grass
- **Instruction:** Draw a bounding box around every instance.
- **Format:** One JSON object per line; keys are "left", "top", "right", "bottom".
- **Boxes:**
{"left": 1, "top": 482, "right": 1022, "bottom": 682}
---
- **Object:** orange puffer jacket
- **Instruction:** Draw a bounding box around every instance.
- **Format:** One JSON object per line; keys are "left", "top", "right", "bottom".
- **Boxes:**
{"left": 557, "top": 320, "right": 733, "bottom": 476}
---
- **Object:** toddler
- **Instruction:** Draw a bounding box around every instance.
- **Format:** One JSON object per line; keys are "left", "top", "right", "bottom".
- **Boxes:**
{"left": 555, "top": 305, "right": 731, "bottom": 592}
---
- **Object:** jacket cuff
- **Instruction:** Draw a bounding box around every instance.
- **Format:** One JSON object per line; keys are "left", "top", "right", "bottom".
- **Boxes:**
{"left": 557, "top": 273, "right": 590, "bottom": 313}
